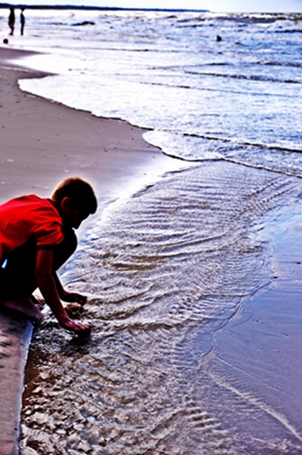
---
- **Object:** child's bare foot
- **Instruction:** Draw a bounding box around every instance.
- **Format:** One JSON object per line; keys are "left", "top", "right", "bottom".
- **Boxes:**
{"left": 3, "top": 296, "right": 44, "bottom": 322}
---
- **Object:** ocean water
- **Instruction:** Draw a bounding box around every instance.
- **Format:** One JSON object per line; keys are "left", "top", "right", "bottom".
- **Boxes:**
{"left": 3, "top": 9, "right": 302, "bottom": 454}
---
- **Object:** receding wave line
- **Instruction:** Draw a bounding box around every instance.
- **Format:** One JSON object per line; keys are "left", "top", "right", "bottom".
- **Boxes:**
{"left": 161, "top": 148, "right": 302, "bottom": 177}
{"left": 185, "top": 70, "right": 301, "bottom": 84}
{"left": 275, "top": 29, "right": 302, "bottom": 34}
{"left": 137, "top": 79, "right": 294, "bottom": 98}
{"left": 159, "top": 133, "right": 302, "bottom": 178}
{"left": 221, "top": 157, "right": 302, "bottom": 180}
{"left": 263, "top": 60, "right": 302, "bottom": 68}
{"left": 162, "top": 151, "right": 302, "bottom": 180}
{"left": 182, "top": 132, "right": 302, "bottom": 154}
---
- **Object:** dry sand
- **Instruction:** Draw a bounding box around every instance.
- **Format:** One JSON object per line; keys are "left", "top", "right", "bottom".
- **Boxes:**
{"left": 0, "top": 46, "right": 179, "bottom": 455}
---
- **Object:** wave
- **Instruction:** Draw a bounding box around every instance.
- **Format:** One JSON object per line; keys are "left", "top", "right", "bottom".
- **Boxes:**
{"left": 263, "top": 60, "right": 302, "bottom": 68}
{"left": 181, "top": 132, "right": 302, "bottom": 154}
{"left": 275, "top": 29, "right": 302, "bottom": 33}
{"left": 161, "top": 150, "right": 302, "bottom": 180}
{"left": 185, "top": 70, "right": 301, "bottom": 84}
{"left": 176, "top": 13, "right": 302, "bottom": 26}
{"left": 148, "top": 132, "right": 302, "bottom": 179}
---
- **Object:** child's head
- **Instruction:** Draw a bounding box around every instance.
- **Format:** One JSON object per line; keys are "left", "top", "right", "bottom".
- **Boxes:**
{"left": 52, "top": 177, "right": 97, "bottom": 228}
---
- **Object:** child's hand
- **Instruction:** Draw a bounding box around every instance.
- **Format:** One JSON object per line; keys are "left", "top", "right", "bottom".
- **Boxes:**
{"left": 61, "top": 318, "right": 92, "bottom": 338}
{"left": 61, "top": 291, "right": 87, "bottom": 305}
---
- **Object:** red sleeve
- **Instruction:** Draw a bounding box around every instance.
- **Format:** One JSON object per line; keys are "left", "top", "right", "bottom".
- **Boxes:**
{"left": 34, "top": 221, "right": 65, "bottom": 247}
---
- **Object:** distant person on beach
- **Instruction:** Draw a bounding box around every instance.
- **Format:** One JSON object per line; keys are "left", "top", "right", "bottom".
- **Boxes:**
{"left": 0, "top": 177, "right": 97, "bottom": 338}
{"left": 20, "top": 8, "right": 25, "bottom": 36}
{"left": 8, "top": 7, "right": 15, "bottom": 36}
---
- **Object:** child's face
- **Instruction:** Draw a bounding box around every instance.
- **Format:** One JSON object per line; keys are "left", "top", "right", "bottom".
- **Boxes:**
{"left": 60, "top": 198, "right": 90, "bottom": 229}
{"left": 67, "top": 207, "right": 90, "bottom": 229}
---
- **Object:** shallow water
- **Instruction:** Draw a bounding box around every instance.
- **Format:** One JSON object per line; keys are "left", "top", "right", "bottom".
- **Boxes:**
{"left": 20, "top": 161, "right": 302, "bottom": 454}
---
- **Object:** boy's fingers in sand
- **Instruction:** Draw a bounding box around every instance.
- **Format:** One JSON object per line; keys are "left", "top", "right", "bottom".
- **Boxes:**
{"left": 62, "top": 291, "right": 87, "bottom": 305}
{"left": 62, "top": 318, "right": 91, "bottom": 336}
{"left": 72, "top": 293, "right": 87, "bottom": 305}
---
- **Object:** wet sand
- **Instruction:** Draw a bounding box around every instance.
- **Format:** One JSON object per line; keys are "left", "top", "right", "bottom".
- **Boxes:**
{"left": 211, "top": 206, "right": 302, "bottom": 445}
{"left": 0, "top": 46, "right": 178, "bottom": 455}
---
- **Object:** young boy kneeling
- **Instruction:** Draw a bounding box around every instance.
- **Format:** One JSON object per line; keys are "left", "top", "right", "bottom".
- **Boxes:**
{"left": 0, "top": 177, "right": 97, "bottom": 337}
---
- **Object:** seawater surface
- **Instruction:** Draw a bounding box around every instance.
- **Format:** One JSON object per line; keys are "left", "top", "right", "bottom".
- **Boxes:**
{"left": 4, "top": 9, "right": 302, "bottom": 454}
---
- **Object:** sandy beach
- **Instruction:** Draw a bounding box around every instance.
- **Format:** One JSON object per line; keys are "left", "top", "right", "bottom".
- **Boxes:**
{"left": 1, "top": 43, "right": 302, "bottom": 454}
{"left": 0, "top": 46, "right": 179, "bottom": 455}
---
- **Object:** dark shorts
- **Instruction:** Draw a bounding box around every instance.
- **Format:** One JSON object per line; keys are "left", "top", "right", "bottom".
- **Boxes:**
{"left": 0, "top": 231, "right": 77, "bottom": 300}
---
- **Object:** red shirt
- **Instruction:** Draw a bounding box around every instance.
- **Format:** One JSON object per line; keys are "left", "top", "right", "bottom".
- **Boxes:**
{"left": 0, "top": 194, "right": 64, "bottom": 262}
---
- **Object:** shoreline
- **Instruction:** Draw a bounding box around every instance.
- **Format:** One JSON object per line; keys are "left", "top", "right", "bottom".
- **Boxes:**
{"left": 0, "top": 47, "right": 183, "bottom": 205}
{"left": 0, "top": 45, "right": 182, "bottom": 455}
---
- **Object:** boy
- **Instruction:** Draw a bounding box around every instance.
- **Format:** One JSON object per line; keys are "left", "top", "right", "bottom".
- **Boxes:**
{"left": 0, "top": 177, "right": 97, "bottom": 337}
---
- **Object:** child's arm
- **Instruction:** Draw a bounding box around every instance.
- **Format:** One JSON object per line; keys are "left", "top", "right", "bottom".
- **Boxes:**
{"left": 54, "top": 273, "right": 87, "bottom": 305}
{"left": 35, "top": 248, "right": 91, "bottom": 334}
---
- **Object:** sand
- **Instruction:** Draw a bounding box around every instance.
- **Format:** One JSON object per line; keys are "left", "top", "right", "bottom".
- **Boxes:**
{"left": 0, "top": 46, "right": 179, "bottom": 455}
{"left": 212, "top": 206, "right": 302, "bottom": 441}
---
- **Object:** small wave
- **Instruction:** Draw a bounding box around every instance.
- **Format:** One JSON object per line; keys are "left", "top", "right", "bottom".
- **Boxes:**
{"left": 181, "top": 132, "right": 302, "bottom": 154}
{"left": 275, "top": 29, "right": 302, "bottom": 34}
{"left": 72, "top": 21, "right": 96, "bottom": 26}
{"left": 176, "top": 12, "right": 302, "bottom": 26}
{"left": 49, "top": 21, "right": 68, "bottom": 25}
{"left": 155, "top": 133, "right": 302, "bottom": 179}
{"left": 185, "top": 70, "right": 301, "bottom": 84}
{"left": 263, "top": 60, "right": 302, "bottom": 68}
{"left": 161, "top": 150, "right": 302, "bottom": 180}
{"left": 236, "top": 13, "right": 302, "bottom": 25}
